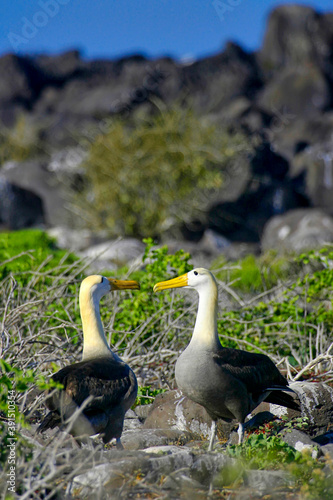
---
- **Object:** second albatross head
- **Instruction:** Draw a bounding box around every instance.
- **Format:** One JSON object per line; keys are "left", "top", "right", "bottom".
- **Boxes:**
{"left": 153, "top": 268, "right": 217, "bottom": 293}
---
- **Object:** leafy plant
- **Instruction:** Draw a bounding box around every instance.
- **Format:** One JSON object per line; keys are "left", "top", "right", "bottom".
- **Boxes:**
{"left": 212, "top": 250, "right": 297, "bottom": 294}
{"left": 0, "top": 229, "right": 78, "bottom": 286}
{"left": 0, "top": 360, "right": 61, "bottom": 466}
{"left": 109, "top": 237, "right": 193, "bottom": 352}
{"left": 135, "top": 386, "right": 166, "bottom": 406}
{"left": 228, "top": 431, "right": 302, "bottom": 469}
{"left": 79, "top": 106, "right": 251, "bottom": 237}
{"left": 217, "top": 247, "right": 333, "bottom": 366}
{"left": 0, "top": 115, "right": 41, "bottom": 164}
{"left": 225, "top": 423, "right": 333, "bottom": 500}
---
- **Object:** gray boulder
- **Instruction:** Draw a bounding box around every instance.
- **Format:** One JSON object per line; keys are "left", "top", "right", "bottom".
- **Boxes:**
{"left": 79, "top": 238, "right": 145, "bottom": 269}
{"left": 0, "top": 145, "right": 87, "bottom": 230}
{"left": 47, "top": 227, "right": 107, "bottom": 252}
{"left": 0, "top": 159, "right": 70, "bottom": 228}
{"left": 266, "top": 112, "right": 333, "bottom": 161}
{"left": 121, "top": 428, "right": 196, "bottom": 451}
{"left": 291, "top": 142, "right": 333, "bottom": 215}
{"left": 252, "top": 381, "right": 333, "bottom": 439}
{"left": 261, "top": 208, "right": 333, "bottom": 253}
{"left": 243, "top": 469, "right": 293, "bottom": 495}
{"left": 291, "top": 382, "right": 333, "bottom": 438}
{"left": 279, "top": 428, "right": 321, "bottom": 458}
{"left": 322, "top": 443, "right": 333, "bottom": 460}
{"left": 144, "top": 390, "right": 234, "bottom": 442}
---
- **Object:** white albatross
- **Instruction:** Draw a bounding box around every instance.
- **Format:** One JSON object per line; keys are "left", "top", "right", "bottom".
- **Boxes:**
{"left": 38, "top": 275, "right": 140, "bottom": 448}
{"left": 154, "top": 268, "right": 299, "bottom": 449}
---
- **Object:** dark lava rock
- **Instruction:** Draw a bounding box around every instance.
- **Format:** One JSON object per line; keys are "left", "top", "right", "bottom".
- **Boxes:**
{"left": 291, "top": 141, "right": 333, "bottom": 215}
{"left": 182, "top": 41, "right": 262, "bottom": 113}
{"left": 0, "top": 176, "right": 44, "bottom": 229}
{"left": 258, "top": 5, "right": 333, "bottom": 82}
{"left": 257, "top": 66, "right": 330, "bottom": 118}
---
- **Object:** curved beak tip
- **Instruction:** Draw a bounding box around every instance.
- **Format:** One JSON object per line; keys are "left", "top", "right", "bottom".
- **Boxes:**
{"left": 153, "top": 273, "right": 188, "bottom": 292}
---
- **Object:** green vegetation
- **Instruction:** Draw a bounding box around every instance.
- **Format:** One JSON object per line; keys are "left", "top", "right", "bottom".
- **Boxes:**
{"left": 0, "top": 116, "right": 41, "bottom": 165}
{"left": 0, "top": 228, "right": 78, "bottom": 284}
{"left": 224, "top": 420, "right": 333, "bottom": 499}
{"left": 228, "top": 432, "right": 303, "bottom": 469}
{"left": 0, "top": 360, "right": 62, "bottom": 466}
{"left": 110, "top": 237, "right": 192, "bottom": 351}
{"left": 135, "top": 385, "right": 166, "bottom": 406}
{"left": 212, "top": 247, "right": 333, "bottom": 369}
{"left": 79, "top": 106, "right": 251, "bottom": 238}
{"left": 212, "top": 250, "right": 296, "bottom": 294}
{"left": 0, "top": 229, "right": 332, "bottom": 498}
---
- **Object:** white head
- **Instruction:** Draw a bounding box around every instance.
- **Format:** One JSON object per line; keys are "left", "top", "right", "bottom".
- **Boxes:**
{"left": 153, "top": 268, "right": 217, "bottom": 293}
{"left": 154, "top": 268, "right": 219, "bottom": 348}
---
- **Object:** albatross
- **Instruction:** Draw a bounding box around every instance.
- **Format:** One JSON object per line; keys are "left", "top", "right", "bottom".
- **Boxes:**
{"left": 154, "top": 268, "right": 299, "bottom": 449}
{"left": 38, "top": 275, "right": 140, "bottom": 448}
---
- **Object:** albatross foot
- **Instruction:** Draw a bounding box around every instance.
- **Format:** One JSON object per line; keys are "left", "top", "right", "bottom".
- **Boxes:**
{"left": 116, "top": 437, "right": 124, "bottom": 450}
{"left": 208, "top": 420, "right": 217, "bottom": 451}
{"left": 237, "top": 423, "right": 244, "bottom": 445}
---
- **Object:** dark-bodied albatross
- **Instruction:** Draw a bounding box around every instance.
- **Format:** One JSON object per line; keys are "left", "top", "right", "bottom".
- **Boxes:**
{"left": 154, "top": 268, "right": 299, "bottom": 449}
{"left": 38, "top": 275, "right": 140, "bottom": 448}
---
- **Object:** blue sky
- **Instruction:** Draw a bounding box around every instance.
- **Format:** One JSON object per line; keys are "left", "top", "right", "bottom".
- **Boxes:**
{"left": 0, "top": 0, "right": 332, "bottom": 61}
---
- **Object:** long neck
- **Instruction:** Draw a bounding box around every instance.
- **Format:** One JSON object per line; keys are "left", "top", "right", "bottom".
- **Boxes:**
{"left": 190, "top": 282, "right": 221, "bottom": 351}
{"left": 80, "top": 292, "right": 113, "bottom": 360}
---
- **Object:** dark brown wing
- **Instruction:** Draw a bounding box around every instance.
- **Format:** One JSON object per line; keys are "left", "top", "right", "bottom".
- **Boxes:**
{"left": 212, "top": 347, "right": 289, "bottom": 397}
{"left": 38, "top": 356, "right": 137, "bottom": 436}
{"left": 47, "top": 356, "right": 137, "bottom": 414}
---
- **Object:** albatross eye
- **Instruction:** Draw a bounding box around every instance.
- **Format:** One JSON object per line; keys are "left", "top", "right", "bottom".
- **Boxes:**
{"left": 194, "top": 271, "right": 198, "bottom": 276}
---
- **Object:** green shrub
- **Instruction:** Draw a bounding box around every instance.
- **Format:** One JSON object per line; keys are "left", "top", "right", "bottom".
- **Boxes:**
{"left": 0, "top": 360, "right": 61, "bottom": 467}
{"left": 109, "top": 237, "right": 193, "bottom": 351}
{"left": 212, "top": 250, "right": 296, "bottom": 294}
{"left": 135, "top": 385, "right": 166, "bottom": 407}
{"left": 217, "top": 247, "right": 333, "bottom": 364}
{"left": 225, "top": 422, "right": 333, "bottom": 499}
{"left": 0, "top": 229, "right": 78, "bottom": 286}
{"left": 0, "top": 116, "right": 41, "bottom": 164}
{"left": 228, "top": 432, "right": 302, "bottom": 469}
{"left": 79, "top": 106, "right": 251, "bottom": 238}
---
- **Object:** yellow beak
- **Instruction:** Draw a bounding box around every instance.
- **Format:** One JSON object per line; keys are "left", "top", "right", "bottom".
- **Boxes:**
{"left": 108, "top": 278, "right": 140, "bottom": 290}
{"left": 153, "top": 273, "right": 188, "bottom": 292}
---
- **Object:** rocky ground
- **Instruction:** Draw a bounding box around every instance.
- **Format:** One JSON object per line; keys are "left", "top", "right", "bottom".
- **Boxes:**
{"left": 19, "top": 381, "right": 333, "bottom": 499}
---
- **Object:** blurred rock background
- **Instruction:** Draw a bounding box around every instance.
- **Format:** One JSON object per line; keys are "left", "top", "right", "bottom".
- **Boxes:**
{"left": 1, "top": 5, "right": 333, "bottom": 261}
